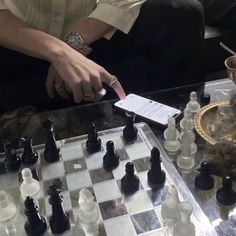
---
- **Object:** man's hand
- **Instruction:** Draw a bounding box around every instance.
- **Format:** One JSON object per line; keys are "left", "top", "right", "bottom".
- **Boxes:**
{"left": 47, "top": 45, "right": 126, "bottom": 103}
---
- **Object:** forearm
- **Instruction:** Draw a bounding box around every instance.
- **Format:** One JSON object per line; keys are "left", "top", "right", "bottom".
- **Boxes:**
{"left": 65, "top": 18, "right": 114, "bottom": 45}
{"left": 0, "top": 10, "right": 67, "bottom": 62}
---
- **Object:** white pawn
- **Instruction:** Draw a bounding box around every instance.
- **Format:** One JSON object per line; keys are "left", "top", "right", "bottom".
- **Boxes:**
{"left": 180, "top": 108, "right": 193, "bottom": 131}
{"left": 163, "top": 118, "right": 180, "bottom": 152}
{"left": 180, "top": 120, "right": 197, "bottom": 155}
{"left": 186, "top": 91, "right": 201, "bottom": 114}
{"left": 161, "top": 185, "right": 180, "bottom": 224}
{"left": 173, "top": 202, "right": 195, "bottom": 236}
{"left": 20, "top": 168, "right": 41, "bottom": 201}
{"left": 78, "top": 188, "right": 100, "bottom": 236}
{"left": 0, "top": 191, "right": 18, "bottom": 235}
{"left": 177, "top": 126, "right": 195, "bottom": 170}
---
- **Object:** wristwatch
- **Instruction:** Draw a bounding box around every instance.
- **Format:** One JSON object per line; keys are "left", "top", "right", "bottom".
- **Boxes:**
{"left": 64, "top": 32, "right": 92, "bottom": 56}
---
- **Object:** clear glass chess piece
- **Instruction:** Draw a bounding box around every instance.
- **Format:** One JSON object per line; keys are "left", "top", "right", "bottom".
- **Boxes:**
{"left": 77, "top": 188, "right": 100, "bottom": 236}
{"left": 177, "top": 130, "right": 195, "bottom": 170}
{"left": 0, "top": 191, "right": 18, "bottom": 235}
{"left": 161, "top": 185, "right": 180, "bottom": 224}
{"left": 163, "top": 118, "right": 181, "bottom": 152}
{"left": 173, "top": 202, "right": 195, "bottom": 236}
{"left": 20, "top": 168, "right": 41, "bottom": 202}
{"left": 180, "top": 120, "right": 197, "bottom": 155}
{"left": 186, "top": 91, "right": 201, "bottom": 114}
{"left": 180, "top": 108, "right": 193, "bottom": 130}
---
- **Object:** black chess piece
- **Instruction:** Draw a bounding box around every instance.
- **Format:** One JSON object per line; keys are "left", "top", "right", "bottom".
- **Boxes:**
{"left": 147, "top": 147, "right": 166, "bottom": 190}
{"left": 48, "top": 184, "right": 70, "bottom": 234}
{"left": 121, "top": 162, "right": 139, "bottom": 195}
{"left": 24, "top": 196, "right": 47, "bottom": 236}
{"left": 195, "top": 161, "right": 214, "bottom": 190}
{"left": 200, "top": 92, "right": 211, "bottom": 106}
{"left": 216, "top": 176, "right": 236, "bottom": 206}
{"left": 4, "top": 142, "right": 21, "bottom": 172}
{"left": 86, "top": 122, "right": 101, "bottom": 154}
{"left": 22, "top": 137, "right": 38, "bottom": 165}
{"left": 123, "top": 112, "right": 138, "bottom": 144}
{"left": 43, "top": 119, "right": 61, "bottom": 163}
{"left": 103, "top": 141, "right": 119, "bottom": 171}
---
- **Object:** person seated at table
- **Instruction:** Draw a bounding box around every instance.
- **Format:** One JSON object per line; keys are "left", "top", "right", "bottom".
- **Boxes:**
{"left": 0, "top": 0, "right": 204, "bottom": 108}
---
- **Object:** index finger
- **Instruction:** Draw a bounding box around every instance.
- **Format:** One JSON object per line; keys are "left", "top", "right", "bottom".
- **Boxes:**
{"left": 101, "top": 75, "right": 126, "bottom": 100}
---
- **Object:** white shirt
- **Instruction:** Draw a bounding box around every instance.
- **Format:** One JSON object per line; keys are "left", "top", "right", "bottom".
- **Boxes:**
{"left": 0, "top": 0, "right": 146, "bottom": 39}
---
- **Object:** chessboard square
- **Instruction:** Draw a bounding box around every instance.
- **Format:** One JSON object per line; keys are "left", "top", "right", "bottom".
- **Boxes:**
{"left": 116, "top": 148, "right": 129, "bottom": 161}
{"left": 66, "top": 170, "right": 92, "bottom": 191}
{"left": 131, "top": 210, "right": 161, "bottom": 234}
{"left": 41, "top": 161, "right": 65, "bottom": 180}
{"left": 124, "top": 190, "right": 153, "bottom": 215}
{"left": 85, "top": 151, "right": 105, "bottom": 170}
{"left": 137, "top": 171, "right": 151, "bottom": 190}
{"left": 147, "top": 189, "right": 162, "bottom": 207}
{"left": 0, "top": 172, "right": 20, "bottom": 190}
{"left": 112, "top": 160, "right": 132, "bottom": 180}
{"left": 104, "top": 215, "right": 136, "bottom": 236}
{"left": 99, "top": 198, "right": 127, "bottom": 220}
{"left": 7, "top": 187, "right": 21, "bottom": 204}
{"left": 102, "top": 135, "right": 124, "bottom": 149}
{"left": 61, "top": 145, "right": 84, "bottom": 161}
{"left": 89, "top": 168, "right": 114, "bottom": 184}
{"left": 70, "top": 187, "right": 96, "bottom": 208}
{"left": 45, "top": 191, "right": 72, "bottom": 216}
{"left": 133, "top": 157, "right": 151, "bottom": 172}
{"left": 93, "top": 180, "right": 121, "bottom": 203}
{"left": 64, "top": 158, "right": 87, "bottom": 174}
{"left": 43, "top": 176, "right": 68, "bottom": 195}
{"left": 125, "top": 141, "right": 150, "bottom": 160}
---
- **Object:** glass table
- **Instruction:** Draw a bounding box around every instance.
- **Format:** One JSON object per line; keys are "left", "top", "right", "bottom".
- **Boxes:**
{"left": 0, "top": 78, "right": 235, "bottom": 236}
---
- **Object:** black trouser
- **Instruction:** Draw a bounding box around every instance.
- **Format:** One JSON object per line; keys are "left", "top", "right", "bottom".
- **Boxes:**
{"left": 0, "top": 0, "right": 204, "bottom": 109}
{"left": 199, "top": 0, "right": 236, "bottom": 29}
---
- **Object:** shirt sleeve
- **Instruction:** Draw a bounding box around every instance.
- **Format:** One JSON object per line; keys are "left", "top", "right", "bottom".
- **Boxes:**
{"left": 88, "top": 0, "right": 146, "bottom": 38}
{"left": 0, "top": 0, "right": 7, "bottom": 10}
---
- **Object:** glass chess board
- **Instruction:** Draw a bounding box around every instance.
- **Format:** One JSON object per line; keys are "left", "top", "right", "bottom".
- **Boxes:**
{"left": 0, "top": 122, "right": 217, "bottom": 236}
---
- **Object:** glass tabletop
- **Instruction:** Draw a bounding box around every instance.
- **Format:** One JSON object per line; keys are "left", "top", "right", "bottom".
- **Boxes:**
{"left": 0, "top": 78, "right": 236, "bottom": 236}
{"left": 0, "top": 78, "right": 235, "bottom": 148}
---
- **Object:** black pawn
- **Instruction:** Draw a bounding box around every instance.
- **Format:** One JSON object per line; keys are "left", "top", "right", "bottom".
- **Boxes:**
{"left": 22, "top": 137, "right": 38, "bottom": 165}
{"left": 86, "top": 122, "right": 101, "bottom": 154}
{"left": 200, "top": 92, "right": 211, "bottom": 106}
{"left": 103, "top": 141, "right": 119, "bottom": 171}
{"left": 148, "top": 147, "right": 166, "bottom": 190}
{"left": 24, "top": 196, "right": 47, "bottom": 236}
{"left": 216, "top": 176, "right": 236, "bottom": 206}
{"left": 121, "top": 162, "right": 139, "bottom": 195}
{"left": 43, "top": 119, "right": 61, "bottom": 163}
{"left": 48, "top": 184, "right": 70, "bottom": 234}
{"left": 4, "top": 142, "right": 21, "bottom": 172}
{"left": 195, "top": 162, "right": 214, "bottom": 190}
{"left": 123, "top": 112, "right": 138, "bottom": 144}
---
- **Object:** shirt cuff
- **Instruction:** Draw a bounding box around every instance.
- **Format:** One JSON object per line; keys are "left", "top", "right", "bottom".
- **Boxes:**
{"left": 88, "top": 3, "right": 140, "bottom": 36}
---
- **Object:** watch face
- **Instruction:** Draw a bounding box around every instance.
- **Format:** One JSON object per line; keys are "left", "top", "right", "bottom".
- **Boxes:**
{"left": 68, "top": 35, "right": 84, "bottom": 50}
{"left": 65, "top": 32, "right": 92, "bottom": 55}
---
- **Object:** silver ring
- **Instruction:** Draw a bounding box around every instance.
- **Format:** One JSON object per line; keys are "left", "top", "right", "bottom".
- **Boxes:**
{"left": 84, "top": 92, "right": 95, "bottom": 99}
{"left": 108, "top": 76, "right": 119, "bottom": 87}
